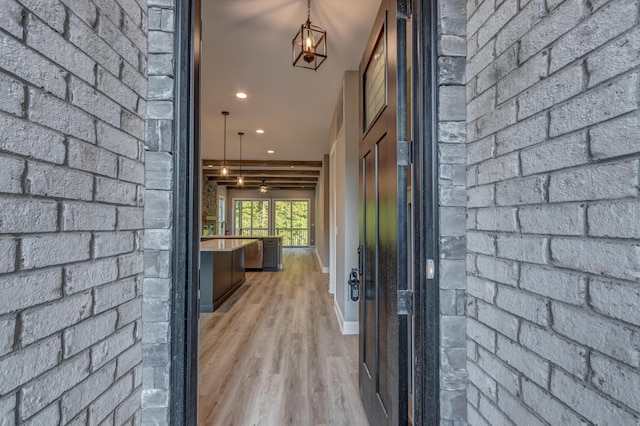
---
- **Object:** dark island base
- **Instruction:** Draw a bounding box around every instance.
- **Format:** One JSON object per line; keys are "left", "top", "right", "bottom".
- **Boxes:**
{"left": 201, "top": 236, "right": 282, "bottom": 270}
{"left": 200, "top": 248, "right": 246, "bottom": 313}
{"left": 210, "top": 277, "right": 246, "bottom": 312}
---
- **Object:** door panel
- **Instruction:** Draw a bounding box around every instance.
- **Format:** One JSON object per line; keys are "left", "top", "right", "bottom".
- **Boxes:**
{"left": 377, "top": 133, "right": 398, "bottom": 419}
{"left": 359, "top": 1, "right": 400, "bottom": 424}
{"left": 362, "top": 149, "right": 376, "bottom": 382}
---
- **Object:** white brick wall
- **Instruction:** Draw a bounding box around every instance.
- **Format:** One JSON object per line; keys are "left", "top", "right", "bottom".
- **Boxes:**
{"left": 0, "top": 0, "right": 146, "bottom": 424}
{"left": 466, "top": 0, "right": 640, "bottom": 423}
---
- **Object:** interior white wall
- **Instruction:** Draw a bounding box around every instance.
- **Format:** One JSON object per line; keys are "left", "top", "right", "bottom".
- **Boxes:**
{"left": 342, "top": 71, "right": 360, "bottom": 324}
{"left": 329, "top": 149, "right": 337, "bottom": 292}
{"left": 330, "top": 71, "right": 360, "bottom": 334}
{"left": 315, "top": 156, "right": 330, "bottom": 273}
{"left": 334, "top": 129, "right": 347, "bottom": 313}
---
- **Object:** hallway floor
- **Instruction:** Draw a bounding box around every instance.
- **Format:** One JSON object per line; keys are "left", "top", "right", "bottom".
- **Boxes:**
{"left": 198, "top": 249, "right": 369, "bottom": 425}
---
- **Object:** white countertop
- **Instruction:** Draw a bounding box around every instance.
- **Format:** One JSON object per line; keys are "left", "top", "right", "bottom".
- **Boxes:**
{"left": 201, "top": 235, "right": 283, "bottom": 240}
{"left": 200, "top": 239, "right": 259, "bottom": 252}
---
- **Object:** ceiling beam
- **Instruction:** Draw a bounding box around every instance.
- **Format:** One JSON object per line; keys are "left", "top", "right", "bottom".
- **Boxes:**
{"left": 203, "top": 169, "right": 320, "bottom": 177}
{"left": 203, "top": 160, "right": 323, "bottom": 168}
{"left": 225, "top": 185, "right": 317, "bottom": 190}
{"left": 213, "top": 182, "right": 317, "bottom": 187}
{"left": 208, "top": 177, "right": 318, "bottom": 183}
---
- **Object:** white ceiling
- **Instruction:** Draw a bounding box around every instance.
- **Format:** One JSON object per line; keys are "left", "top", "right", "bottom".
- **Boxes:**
{"left": 200, "top": 0, "right": 381, "bottom": 162}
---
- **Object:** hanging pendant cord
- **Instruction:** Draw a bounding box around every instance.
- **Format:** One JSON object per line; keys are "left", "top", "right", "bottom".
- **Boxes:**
{"left": 307, "top": 0, "right": 311, "bottom": 23}
{"left": 223, "top": 113, "right": 227, "bottom": 167}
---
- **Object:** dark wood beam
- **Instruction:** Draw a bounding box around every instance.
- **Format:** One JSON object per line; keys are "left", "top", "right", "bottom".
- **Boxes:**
{"left": 207, "top": 176, "right": 318, "bottom": 183}
{"left": 203, "top": 160, "right": 323, "bottom": 168}
{"left": 225, "top": 184, "right": 317, "bottom": 190}
{"left": 203, "top": 169, "right": 320, "bottom": 177}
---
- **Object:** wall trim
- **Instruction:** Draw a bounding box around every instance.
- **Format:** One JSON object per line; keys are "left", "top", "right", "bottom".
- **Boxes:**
{"left": 342, "top": 321, "right": 359, "bottom": 335}
{"left": 315, "top": 247, "right": 330, "bottom": 274}
{"left": 333, "top": 298, "right": 359, "bottom": 335}
{"left": 169, "top": 0, "right": 200, "bottom": 424}
{"left": 412, "top": 0, "right": 441, "bottom": 423}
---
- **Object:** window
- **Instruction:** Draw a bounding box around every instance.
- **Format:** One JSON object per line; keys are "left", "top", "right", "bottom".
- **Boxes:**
{"left": 234, "top": 200, "right": 269, "bottom": 236}
{"left": 218, "top": 196, "right": 225, "bottom": 234}
{"left": 363, "top": 26, "right": 387, "bottom": 132}
{"left": 274, "top": 200, "right": 309, "bottom": 247}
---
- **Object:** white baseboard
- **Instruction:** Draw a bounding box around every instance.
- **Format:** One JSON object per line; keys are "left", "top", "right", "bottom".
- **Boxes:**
{"left": 315, "top": 247, "right": 329, "bottom": 274}
{"left": 342, "top": 320, "right": 359, "bottom": 335}
{"left": 333, "top": 299, "right": 359, "bottom": 335}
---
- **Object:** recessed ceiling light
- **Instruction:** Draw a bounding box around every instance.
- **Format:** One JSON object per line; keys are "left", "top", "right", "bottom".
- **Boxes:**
{"left": 236, "top": 92, "right": 247, "bottom": 99}
{"left": 290, "top": 166, "right": 295, "bottom": 168}
{"left": 207, "top": 165, "right": 213, "bottom": 168}
{"left": 256, "top": 129, "right": 265, "bottom": 134}
{"left": 267, "top": 150, "right": 275, "bottom": 154}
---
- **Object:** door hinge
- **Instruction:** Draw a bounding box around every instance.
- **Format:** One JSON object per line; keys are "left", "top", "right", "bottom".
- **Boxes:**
{"left": 397, "top": 140, "right": 412, "bottom": 166}
{"left": 397, "top": 0, "right": 412, "bottom": 19}
{"left": 398, "top": 290, "right": 413, "bottom": 315}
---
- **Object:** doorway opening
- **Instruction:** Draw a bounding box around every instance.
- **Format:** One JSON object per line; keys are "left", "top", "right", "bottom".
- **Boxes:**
{"left": 168, "top": 0, "right": 442, "bottom": 424}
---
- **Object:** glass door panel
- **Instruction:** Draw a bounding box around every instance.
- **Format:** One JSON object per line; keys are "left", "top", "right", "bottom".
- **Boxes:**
{"left": 234, "top": 200, "right": 270, "bottom": 236}
{"left": 274, "top": 200, "right": 309, "bottom": 247}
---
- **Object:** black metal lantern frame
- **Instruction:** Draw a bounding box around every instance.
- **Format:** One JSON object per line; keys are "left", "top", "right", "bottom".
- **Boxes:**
{"left": 292, "top": 15, "right": 327, "bottom": 70}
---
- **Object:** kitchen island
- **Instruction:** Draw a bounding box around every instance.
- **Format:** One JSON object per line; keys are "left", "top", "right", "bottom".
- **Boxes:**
{"left": 201, "top": 235, "right": 283, "bottom": 271}
{"left": 200, "top": 239, "right": 259, "bottom": 312}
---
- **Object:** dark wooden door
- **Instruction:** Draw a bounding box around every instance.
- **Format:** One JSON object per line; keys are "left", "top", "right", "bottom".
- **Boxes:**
{"left": 359, "top": 1, "right": 402, "bottom": 424}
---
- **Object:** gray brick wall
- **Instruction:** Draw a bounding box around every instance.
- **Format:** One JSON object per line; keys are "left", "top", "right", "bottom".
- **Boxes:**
{"left": 439, "top": 0, "right": 469, "bottom": 423}
{"left": 143, "top": 1, "right": 175, "bottom": 424}
{"left": 466, "top": 0, "right": 640, "bottom": 423}
{"left": 0, "top": 0, "right": 146, "bottom": 424}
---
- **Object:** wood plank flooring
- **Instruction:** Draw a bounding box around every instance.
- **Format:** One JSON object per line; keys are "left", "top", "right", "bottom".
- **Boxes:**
{"left": 198, "top": 249, "right": 369, "bottom": 426}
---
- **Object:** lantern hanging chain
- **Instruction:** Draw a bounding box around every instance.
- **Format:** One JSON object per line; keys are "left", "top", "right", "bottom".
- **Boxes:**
{"left": 307, "top": 0, "right": 311, "bottom": 23}
{"left": 223, "top": 113, "right": 227, "bottom": 167}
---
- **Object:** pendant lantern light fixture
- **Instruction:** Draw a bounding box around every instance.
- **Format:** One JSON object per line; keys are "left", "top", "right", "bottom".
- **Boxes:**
{"left": 221, "top": 111, "right": 229, "bottom": 177}
{"left": 259, "top": 181, "right": 268, "bottom": 193}
{"left": 292, "top": 0, "right": 327, "bottom": 71}
{"left": 237, "top": 132, "right": 244, "bottom": 186}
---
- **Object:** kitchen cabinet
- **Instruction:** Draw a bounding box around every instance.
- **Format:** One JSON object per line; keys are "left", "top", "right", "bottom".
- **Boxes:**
{"left": 262, "top": 238, "right": 279, "bottom": 271}
{"left": 199, "top": 239, "right": 258, "bottom": 312}
{"left": 201, "top": 235, "right": 283, "bottom": 271}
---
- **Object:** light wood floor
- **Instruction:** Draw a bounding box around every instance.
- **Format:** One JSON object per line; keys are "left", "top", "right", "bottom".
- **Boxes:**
{"left": 198, "top": 249, "right": 369, "bottom": 426}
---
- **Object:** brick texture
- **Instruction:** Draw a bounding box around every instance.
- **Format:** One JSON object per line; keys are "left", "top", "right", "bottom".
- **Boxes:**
{"left": 466, "top": 0, "right": 640, "bottom": 424}
{"left": 143, "top": 0, "right": 175, "bottom": 424}
{"left": 0, "top": 0, "right": 145, "bottom": 424}
{"left": 439, "top": 0, "right": 469, "bottom": 423}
